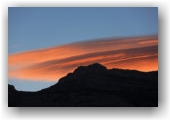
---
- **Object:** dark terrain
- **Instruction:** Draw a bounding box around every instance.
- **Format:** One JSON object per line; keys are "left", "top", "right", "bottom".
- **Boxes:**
{"left": 8, "top": 63, "right": 158, "bottom": 107}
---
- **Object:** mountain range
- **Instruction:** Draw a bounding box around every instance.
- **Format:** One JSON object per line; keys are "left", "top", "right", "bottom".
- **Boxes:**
{"left": 8, "top": 63, "right": 158, "bottom": 107}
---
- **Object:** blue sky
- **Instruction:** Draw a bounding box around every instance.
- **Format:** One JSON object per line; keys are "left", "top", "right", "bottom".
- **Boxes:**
{"left": 8, "top": 7, "right": 158, "bottom": 91}
{"left": 8, "top": 7, "right": 158, "bottom": 54}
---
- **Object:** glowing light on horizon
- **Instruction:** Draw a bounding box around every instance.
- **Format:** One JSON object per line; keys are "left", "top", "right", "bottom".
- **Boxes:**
{"left": 8, "top": 35, "right": 158, "bottom": 81}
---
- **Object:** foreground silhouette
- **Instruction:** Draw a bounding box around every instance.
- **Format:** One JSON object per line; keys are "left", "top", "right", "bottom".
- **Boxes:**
{"left": 8, "top": 63, "right": 158, "bottom": 107}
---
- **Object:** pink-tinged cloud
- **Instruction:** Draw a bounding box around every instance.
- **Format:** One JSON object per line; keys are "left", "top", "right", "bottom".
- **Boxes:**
{"left": 8, "top": 35, "right": 158, "bottom": 81}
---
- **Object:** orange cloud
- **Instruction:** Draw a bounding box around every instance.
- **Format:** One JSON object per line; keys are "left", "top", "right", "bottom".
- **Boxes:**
{"left": 138, "top": 39, "right": 158, "bottom": 45}
{"left": 8, "top": 35, "right": 158, "bottom": 81}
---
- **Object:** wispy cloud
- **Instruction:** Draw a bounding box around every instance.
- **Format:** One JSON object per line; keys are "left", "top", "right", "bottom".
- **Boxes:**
{"left": 8, "top": 35, "right": 158, "bottom": 81}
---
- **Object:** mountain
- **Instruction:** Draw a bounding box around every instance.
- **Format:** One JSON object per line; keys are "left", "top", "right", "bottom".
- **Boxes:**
{"left": 8, "top": 63, "right": 158, "bottom": 107}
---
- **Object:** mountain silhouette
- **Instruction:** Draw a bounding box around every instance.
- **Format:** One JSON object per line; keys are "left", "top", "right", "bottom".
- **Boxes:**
{"left": 8, "top": 63, "right": 158, "bottom": 107}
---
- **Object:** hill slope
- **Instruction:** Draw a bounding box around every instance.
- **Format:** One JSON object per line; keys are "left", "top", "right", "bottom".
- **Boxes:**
{"left": 8, "top": 63, "right": 158, "bottom": 107}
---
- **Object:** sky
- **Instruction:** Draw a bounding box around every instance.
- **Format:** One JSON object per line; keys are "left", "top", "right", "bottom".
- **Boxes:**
{"left": 8, "top": 7, "right": 158, "bottom": 91}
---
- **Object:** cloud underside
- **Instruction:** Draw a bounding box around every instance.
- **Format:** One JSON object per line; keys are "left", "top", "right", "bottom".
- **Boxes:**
{"left": 8, "top": 36, "right": 158, "bottom": 81}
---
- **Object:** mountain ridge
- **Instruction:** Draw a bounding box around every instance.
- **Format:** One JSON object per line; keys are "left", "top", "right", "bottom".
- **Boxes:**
{"left": 8, "top": 63, "right": 158, "bottom": 107}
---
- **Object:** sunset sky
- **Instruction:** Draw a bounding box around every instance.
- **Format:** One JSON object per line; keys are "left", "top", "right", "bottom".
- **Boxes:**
{"left": 8, "top": 7, "right": 158, "bottom": 91}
